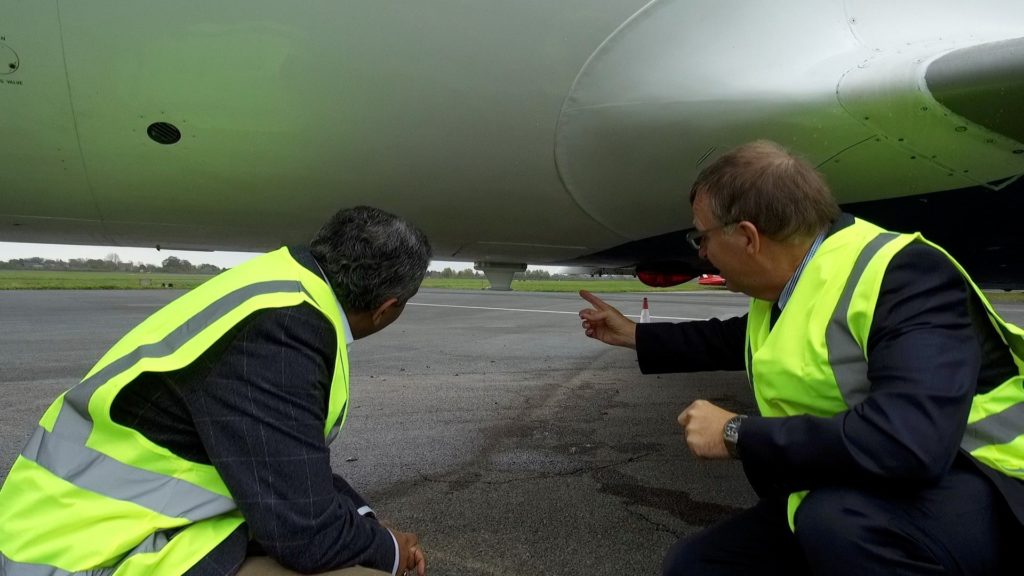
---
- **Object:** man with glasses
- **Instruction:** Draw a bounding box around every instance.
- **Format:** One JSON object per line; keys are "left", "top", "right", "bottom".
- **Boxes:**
{"left": 578, "top": 140, "right": 1023, "bottom": 575}
{"left": 685, "top": 223, "right": 734, "bottom": 251}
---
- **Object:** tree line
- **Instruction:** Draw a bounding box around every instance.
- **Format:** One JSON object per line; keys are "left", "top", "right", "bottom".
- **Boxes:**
{"left": 2, "top": 258, "right": 564, "bottom": 279}
{"left": 0, "top": 254, "right": 224, "bottom": 275}
{"left": 427, "top": 267, "right": 554, "bottom": 280}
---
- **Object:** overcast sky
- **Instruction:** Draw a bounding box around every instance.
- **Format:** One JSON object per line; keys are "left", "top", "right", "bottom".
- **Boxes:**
{"left": 0, "top": 241, "right": 552, "bottom": 272}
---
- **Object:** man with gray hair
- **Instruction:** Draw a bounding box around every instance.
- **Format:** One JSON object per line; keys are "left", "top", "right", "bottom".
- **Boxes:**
{"left": 0, "top": 206, "right": 431, "bottom": 576}
{"left": 579, "top": 141, "right": 1023, "bottom": 574}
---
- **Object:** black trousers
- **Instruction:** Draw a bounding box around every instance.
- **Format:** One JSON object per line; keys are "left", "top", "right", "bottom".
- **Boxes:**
{"left": 663, "top": 463, "right": 1018, "bottom": 575}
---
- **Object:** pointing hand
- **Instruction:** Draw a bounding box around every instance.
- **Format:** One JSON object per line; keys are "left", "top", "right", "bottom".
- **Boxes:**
{"left": 578, "top": 290, "right": 637, "bottom": 349}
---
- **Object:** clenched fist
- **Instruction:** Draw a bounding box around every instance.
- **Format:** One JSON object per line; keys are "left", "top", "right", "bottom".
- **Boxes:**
{"left": 677, "top": 400, "right": 736, "bottom": 459}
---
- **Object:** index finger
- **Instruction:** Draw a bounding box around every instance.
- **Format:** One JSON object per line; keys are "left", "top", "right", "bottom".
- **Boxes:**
{"left": 415, "top": 549, "right": 426, "bottom": 576}
{"left": 677, "top": 405, "right": 692, "bottom": 426}
{"left": 579, "top": 289, "right": 612, "bottom": 311}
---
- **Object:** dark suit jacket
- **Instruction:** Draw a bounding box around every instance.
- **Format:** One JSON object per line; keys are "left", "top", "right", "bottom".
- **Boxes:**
{"left": 111, "top": 247, "right": 396, "bottom": 575}
{"left": 635, "top": 215, "right": 1024, "bottom": 523}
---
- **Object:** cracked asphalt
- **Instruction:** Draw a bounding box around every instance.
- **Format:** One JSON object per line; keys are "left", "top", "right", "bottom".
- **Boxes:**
{"left": 3, "top": 288, "right": 1022, "bottom": 575}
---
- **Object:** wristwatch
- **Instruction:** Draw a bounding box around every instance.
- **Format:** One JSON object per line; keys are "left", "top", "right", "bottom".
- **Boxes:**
{"left": 723, "top": 415, "right": 747, "bottom": 459}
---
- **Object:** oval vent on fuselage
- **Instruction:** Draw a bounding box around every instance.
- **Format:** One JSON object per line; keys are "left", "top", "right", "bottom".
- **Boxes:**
{"left": 147, "top": 122, "right": 182, "bottom": 145}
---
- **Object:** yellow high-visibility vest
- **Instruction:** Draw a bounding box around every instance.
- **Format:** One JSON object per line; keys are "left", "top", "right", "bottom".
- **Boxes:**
{"left": 744, "top": 218, "right": 1024, "bottom": 532}
{"left": 0, "top": 247, "right": 350, "bottom": 574}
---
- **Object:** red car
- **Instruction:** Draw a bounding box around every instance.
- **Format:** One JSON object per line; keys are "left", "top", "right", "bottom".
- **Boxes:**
{"left": 697, "top": 273, "right": 726, "bottom": 286}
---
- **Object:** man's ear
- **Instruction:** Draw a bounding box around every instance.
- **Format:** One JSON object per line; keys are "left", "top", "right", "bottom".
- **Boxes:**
{"left": 736, "top": 221, "right": 760, "bottom": 255}
{"left": 371, "top": 297, "right": 400, "bottom": 327}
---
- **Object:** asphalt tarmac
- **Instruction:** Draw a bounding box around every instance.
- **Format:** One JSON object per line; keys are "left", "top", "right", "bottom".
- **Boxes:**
{"left": 2, "top": 288, "right": 1023, "bottom": 576}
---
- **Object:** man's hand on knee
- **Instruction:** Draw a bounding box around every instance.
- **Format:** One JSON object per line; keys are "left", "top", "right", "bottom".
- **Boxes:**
{"left": 393, "top": 530, "right": 426, "bottom": 576}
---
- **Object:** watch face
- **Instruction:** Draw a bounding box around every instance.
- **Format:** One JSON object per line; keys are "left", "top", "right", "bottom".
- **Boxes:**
{"left": 724, "top": 416, "right": 744, "bottom": 443}
{"left": 724, "top": 416, "right": 743, "bottom": 458}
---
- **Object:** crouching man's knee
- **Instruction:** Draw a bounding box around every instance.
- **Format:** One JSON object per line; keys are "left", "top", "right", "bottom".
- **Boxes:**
{"left": 661, "top": 535, "right": 703, "bottom": 576}
{"left": 794, "top": 487, "right": 933, "bottom": 573}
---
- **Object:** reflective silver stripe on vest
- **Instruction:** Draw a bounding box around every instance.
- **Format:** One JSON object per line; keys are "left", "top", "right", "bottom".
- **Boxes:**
{"left": 825, "top": 233, "right": 900, "bottom": 408}
{"left": 326, "top": 423, "right": 342, "bottom": 445}
{"left": 21, "top": 425, "right": 236, "bottom": 520}
{"left": 746, "top": 333, "right": 754, "bottom": 388}
{"left": 0, "top": 553, "right": 90, "bottom": 576}
{"left": 62, "top": 280, "right": 311, "bottom": 422}
{"left": 961, "top": 401, "right": 1024, "bottom": 453}
{"left": 0, "top": 528, "right": 172, "bottom": 576}
{"left": 21, "top": 280, "right": 309, "bottom": 521}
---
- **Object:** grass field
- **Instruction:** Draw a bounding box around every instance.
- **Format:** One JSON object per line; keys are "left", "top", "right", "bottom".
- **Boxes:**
{"left": 3, "top": 270, "right": 1023, "bottom": 301}
{"left": 0, "top": 270, "right": 216, "bottom": 290}
{"left": 420, "top": 278, "right": 1024, "bottom": 301}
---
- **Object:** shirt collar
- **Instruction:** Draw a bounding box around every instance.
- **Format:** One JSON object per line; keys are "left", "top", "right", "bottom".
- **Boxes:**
{"left": 777, "top": 228, "right": 827, "bottom": 311}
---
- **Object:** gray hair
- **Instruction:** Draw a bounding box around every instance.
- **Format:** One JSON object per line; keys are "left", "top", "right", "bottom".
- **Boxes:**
{"left": 689, "top": 140, "right": 840, "bottom": 241}
{"left": 310, "top": 206, "right": 432, "bottom": 312}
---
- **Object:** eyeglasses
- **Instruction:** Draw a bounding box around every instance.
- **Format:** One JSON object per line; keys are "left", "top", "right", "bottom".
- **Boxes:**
{"left": 685, "top": 222, "right": 735, "bottom": 250}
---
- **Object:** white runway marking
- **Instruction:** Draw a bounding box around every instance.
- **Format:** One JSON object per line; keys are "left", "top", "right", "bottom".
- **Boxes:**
{"left": 407, "top": 302, "right": 703, "bottom": 321}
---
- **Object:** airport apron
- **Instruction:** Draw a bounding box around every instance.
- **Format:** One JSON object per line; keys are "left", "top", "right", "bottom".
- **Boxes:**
{"left": 0, "top": 247, "right": 350, "bottom": 575}
{"left": 744, "top": 218, "right": 1024, "bottom": 532}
